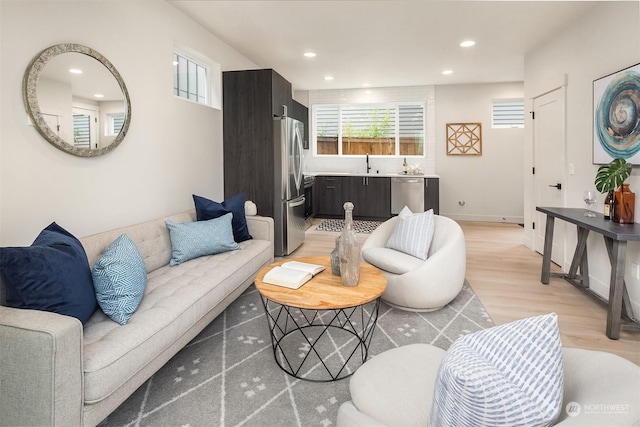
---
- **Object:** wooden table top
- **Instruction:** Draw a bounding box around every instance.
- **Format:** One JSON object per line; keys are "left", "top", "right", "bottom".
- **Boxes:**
{"left": 255, "top": 256, "right": 387, "bottom": 310}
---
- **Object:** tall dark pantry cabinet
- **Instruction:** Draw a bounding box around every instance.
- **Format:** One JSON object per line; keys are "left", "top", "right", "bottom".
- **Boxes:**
{"left": 223, "top": 69, "right": 302, "bottom": 256}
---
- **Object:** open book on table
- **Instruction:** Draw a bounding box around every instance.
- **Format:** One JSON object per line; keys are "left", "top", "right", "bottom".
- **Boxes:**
{"left": 262, "top": 261, "right": 326, "bottom": 289}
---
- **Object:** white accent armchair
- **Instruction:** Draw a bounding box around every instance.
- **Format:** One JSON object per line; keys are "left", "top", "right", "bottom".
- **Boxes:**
{"left": 336, "top": 344, "right": 640, "bottom": 426}
{"left": 361, "top": 215, "right": 466, "bottom": 311}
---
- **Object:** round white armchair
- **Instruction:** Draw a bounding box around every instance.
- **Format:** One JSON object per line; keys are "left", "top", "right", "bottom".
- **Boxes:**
{"left": 361, "top": 214, "right": 466, "bottom": 311}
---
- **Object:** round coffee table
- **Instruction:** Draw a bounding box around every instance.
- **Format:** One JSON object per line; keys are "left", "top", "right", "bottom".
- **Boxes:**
{"left": 255, "top": 256, "right": 386, "bottom": 382}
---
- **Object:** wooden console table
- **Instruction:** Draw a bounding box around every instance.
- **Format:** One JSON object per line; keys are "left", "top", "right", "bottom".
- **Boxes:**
{"left": 537, "top": 206, "right": 640, "bottom": 339}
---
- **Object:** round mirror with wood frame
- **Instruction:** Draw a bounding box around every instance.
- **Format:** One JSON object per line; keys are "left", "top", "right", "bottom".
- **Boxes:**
{"left": 23, "top": 43, "right": 131, "bottom": 157}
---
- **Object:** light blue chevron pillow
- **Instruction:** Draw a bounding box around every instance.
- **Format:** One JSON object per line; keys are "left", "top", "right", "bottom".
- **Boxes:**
{"left": 166, "top": 213, "right": 239, "bottom": 266}
{"left": 92, "top": 233, "right": 147, "bottom": 325}
{"left": 429, "top": 313, "right": 564, "bottom": 427}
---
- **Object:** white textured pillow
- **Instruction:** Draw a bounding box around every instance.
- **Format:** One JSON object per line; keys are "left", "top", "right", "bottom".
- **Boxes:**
{"left": 429, "top": 313, "right": 564, "bottom": 427}
{"left": 386, "top": 207, "right": 434, "bottom": 260}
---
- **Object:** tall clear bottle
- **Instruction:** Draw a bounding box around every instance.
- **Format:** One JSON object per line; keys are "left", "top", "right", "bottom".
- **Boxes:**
{"left": 339, "top": 202, "right": 360, "bottom": 287}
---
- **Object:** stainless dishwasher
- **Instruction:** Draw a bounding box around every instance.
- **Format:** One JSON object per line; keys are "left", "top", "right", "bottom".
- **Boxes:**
{"left": 391, "top": 177, "right": 425, "bottom": 214}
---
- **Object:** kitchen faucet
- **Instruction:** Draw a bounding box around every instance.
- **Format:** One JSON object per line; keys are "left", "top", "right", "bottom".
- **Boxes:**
{"left": 366, "top": 153, "right": 371, "bottom": 173}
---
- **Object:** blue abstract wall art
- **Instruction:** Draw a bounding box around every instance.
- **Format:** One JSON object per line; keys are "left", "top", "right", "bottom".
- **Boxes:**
{"left": 593, "top": 63, "right": 640, "bottom": 164}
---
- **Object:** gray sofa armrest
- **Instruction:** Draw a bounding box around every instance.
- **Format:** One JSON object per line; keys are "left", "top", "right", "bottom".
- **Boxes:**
{"left": 246, "top": 215, "right": 274, "bottom": 243}
{"left": 0, "top": 306, "right": 83, "bottom": 427}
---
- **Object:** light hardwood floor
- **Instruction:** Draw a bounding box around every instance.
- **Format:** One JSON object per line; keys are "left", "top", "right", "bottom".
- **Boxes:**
{"left": 286, "top": 219, "right": 640, "bottom": 365}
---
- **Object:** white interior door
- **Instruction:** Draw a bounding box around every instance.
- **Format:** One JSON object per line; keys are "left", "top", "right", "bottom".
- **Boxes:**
{"left": 533, "top": 87, "right": 566, "bottom": 267}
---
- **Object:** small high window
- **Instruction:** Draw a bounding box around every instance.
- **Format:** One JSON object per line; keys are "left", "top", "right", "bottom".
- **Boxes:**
{"left": 173, "top": 51, "right": 209, "bottom": 105}
{"left": 108, "top": 113, "right": 125, "bottom": 136}
{"left": 492, "top": 99, "right": 524, "bottom": 128}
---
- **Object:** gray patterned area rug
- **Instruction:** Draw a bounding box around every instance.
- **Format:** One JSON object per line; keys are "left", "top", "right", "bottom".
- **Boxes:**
{"left": 99, "top": 281, "right": 493, "bottom": 427}
{"left": 314, "top": 219, "right": 382, "bottom": 234}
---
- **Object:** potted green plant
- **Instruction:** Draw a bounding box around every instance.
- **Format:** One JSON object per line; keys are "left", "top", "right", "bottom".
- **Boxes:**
{"left": 595, "top": 157, "right": 634, "bottom": 223}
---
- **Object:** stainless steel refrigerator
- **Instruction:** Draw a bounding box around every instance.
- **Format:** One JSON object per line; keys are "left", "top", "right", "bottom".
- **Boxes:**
{"left": 273, "top": 115, "right": 306, "bottom": 256}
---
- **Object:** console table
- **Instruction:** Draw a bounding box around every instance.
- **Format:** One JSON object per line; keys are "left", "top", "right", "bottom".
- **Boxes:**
{"left": 537, "top": 206, "right": 640, "bottom": 339}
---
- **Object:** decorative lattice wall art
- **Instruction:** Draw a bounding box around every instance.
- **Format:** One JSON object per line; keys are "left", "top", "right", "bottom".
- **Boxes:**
{"left": 446, "top": 122, "right": 482, "bottom": 156}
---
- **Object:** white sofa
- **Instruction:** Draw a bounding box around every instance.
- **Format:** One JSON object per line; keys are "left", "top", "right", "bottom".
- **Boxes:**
{"left": 337, "top": 343, "right": 640, "bottom": 427}
{"left": 361, "top": 214, "right": 466, "bottom": 311}
{"left": 0, "top": 210, "right": 274, "bottom": 426}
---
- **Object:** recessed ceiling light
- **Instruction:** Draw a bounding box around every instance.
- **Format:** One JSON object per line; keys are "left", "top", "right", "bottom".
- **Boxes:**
{"left": 460, "top": 40, "right": 476, "bottom": 47}
{"left": 362, "top": 83, "right": 370, "bottom": 87}
{"left": 94, "top": 94, "right": 105, "bottom": 98}
{"left": 304, "top": 52, "right": 316, "bottom": 58}
{"left": 442, "top": 70, "right": 453, "bottom": 75}
{"left": 324, "top": 76, "right": 334, "bottom": 81}
{"left": 69, "top": 69, "right": 82, "bottom": 74}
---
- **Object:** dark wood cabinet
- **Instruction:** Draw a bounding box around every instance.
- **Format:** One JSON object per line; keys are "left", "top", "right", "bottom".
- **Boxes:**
{"left": 343, "top": 176, "right": 391, "bottom": 220}
{"left": 222, "top": 69, "right": 292, "bottom": 218}
{"left": 315, "top": 175, "right": 391, "bottom": 220}
{"left": 270, "top": 71, "right": 293, "bottom": 117}
{"left": 290, "top": 100, "right": 309, "bottom": 149}
{"left": 425, "top": 178, "right": 440, "bottom": 214}
{"left": 314, "top": 175, "right": 438, "bottom": 219}
{"left": 314, "top": 176, "right": 343, "bottom": 217}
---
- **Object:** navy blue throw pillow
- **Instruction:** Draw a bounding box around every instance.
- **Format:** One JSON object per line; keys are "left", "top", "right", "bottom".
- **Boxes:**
{"left": 0, "top": 222, "right": 97, "bottom": 324}
{"left": 193, "top": 193, "right": 252, "bottom": 242}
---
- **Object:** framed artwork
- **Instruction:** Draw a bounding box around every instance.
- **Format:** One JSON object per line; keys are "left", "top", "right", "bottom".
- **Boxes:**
{"left": 593, "top": 62, "right": 640, "bottom": 164}
{"left": 446, "top": 123, "right": 482, "bottom": 155}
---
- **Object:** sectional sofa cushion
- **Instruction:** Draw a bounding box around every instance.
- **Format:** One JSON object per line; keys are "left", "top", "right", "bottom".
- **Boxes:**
{"left": 386, "top": 207, "right": 434, "bottom": 260}
{"left": 0, "top": 222, "right": 97, "bottom": 324}
{"left": 429, "top": 313, "right": 564, "bottom": 427}
{"left": 166, "top": 213, "right": 239, "bottom": 266}
{"left": 193, "top": 193, "right": 252, "bottom": 242}
{"left": 92, "top": 233, "right": 147, "bottom": 325}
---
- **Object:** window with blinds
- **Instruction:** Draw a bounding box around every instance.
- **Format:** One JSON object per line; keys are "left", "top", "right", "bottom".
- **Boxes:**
{"left": 72, "top": 114, "right": 91, "bottom": 148}
{"left": 314, "top": 103, "right": 424, "bottom": 156}
{"left": 109, "top": 113, "right": 125, "bottom": 135}
{"left": 173, "top": 51, "right": 209, "bottom": 105}
{"left": 492, "top": 99, "right": 524, "bottom": 128}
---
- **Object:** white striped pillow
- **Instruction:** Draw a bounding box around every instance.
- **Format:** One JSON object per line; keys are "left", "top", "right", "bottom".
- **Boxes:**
{"left": 429, "top": 313, "right": 564, "bottom": 427}
{"left": 386, "top": 207, "right": 434, "bottom": 260}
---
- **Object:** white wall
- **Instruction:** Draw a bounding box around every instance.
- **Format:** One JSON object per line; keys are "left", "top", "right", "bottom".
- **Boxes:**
{"left": 0, "top": 0, "right": 257, "bottom": 246}
{"left": 523, "top": 1, "right": 640, "bottom": 313}
{"left": 436, "top": 83, "right": 525, "bottom": 222}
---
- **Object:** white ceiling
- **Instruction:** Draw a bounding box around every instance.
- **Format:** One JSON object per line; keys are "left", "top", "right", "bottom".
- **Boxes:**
{"left": 169, "top": 0, "right": 600, "bottom": 91}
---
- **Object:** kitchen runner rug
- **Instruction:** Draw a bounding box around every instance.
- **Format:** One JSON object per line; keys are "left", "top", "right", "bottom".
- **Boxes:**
{"left": 98, "top": 281, "right": 493, "bottom": 427}
{"left": 314, "top": 218, "right": 382, "bottom": 233}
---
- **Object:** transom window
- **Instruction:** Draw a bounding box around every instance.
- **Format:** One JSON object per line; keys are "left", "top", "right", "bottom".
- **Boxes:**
{"left": 492, "top": 99, "right": 524, "bottom": 128}
{"left": 108, "top": 113, "right": 125, "bottom": 136}
{"left": 313, "top": 103, "right": 425, "bottom": 156}
{"left": 173, "top": 50, "right": 209, "bottom": 105}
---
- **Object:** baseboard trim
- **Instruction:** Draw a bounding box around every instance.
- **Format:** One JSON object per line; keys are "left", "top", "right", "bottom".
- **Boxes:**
{"left": 443, "top": 213, "right": 524, "bottom": 224}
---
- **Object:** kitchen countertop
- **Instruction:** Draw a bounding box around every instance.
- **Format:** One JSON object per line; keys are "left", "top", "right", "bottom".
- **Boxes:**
{"left": 306, "top": 172, "right": 439, "bottom": 178}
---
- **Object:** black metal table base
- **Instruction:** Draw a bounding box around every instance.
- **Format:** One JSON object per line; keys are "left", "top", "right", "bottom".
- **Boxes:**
{"left": 259, "top": 296, "right": 381, "bottom": 382}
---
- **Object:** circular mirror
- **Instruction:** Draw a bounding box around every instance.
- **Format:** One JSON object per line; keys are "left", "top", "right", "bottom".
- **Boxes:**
{"left": 23, "top": 43, "right": 131, "bottom": 157}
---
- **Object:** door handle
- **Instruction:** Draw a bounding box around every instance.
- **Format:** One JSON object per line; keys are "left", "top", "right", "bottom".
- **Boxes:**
{"left": 289, "top": 198, "right": 305, "bottom": 208}
{"left": 549, "top": 183, "right": 562, "bottom": 190}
